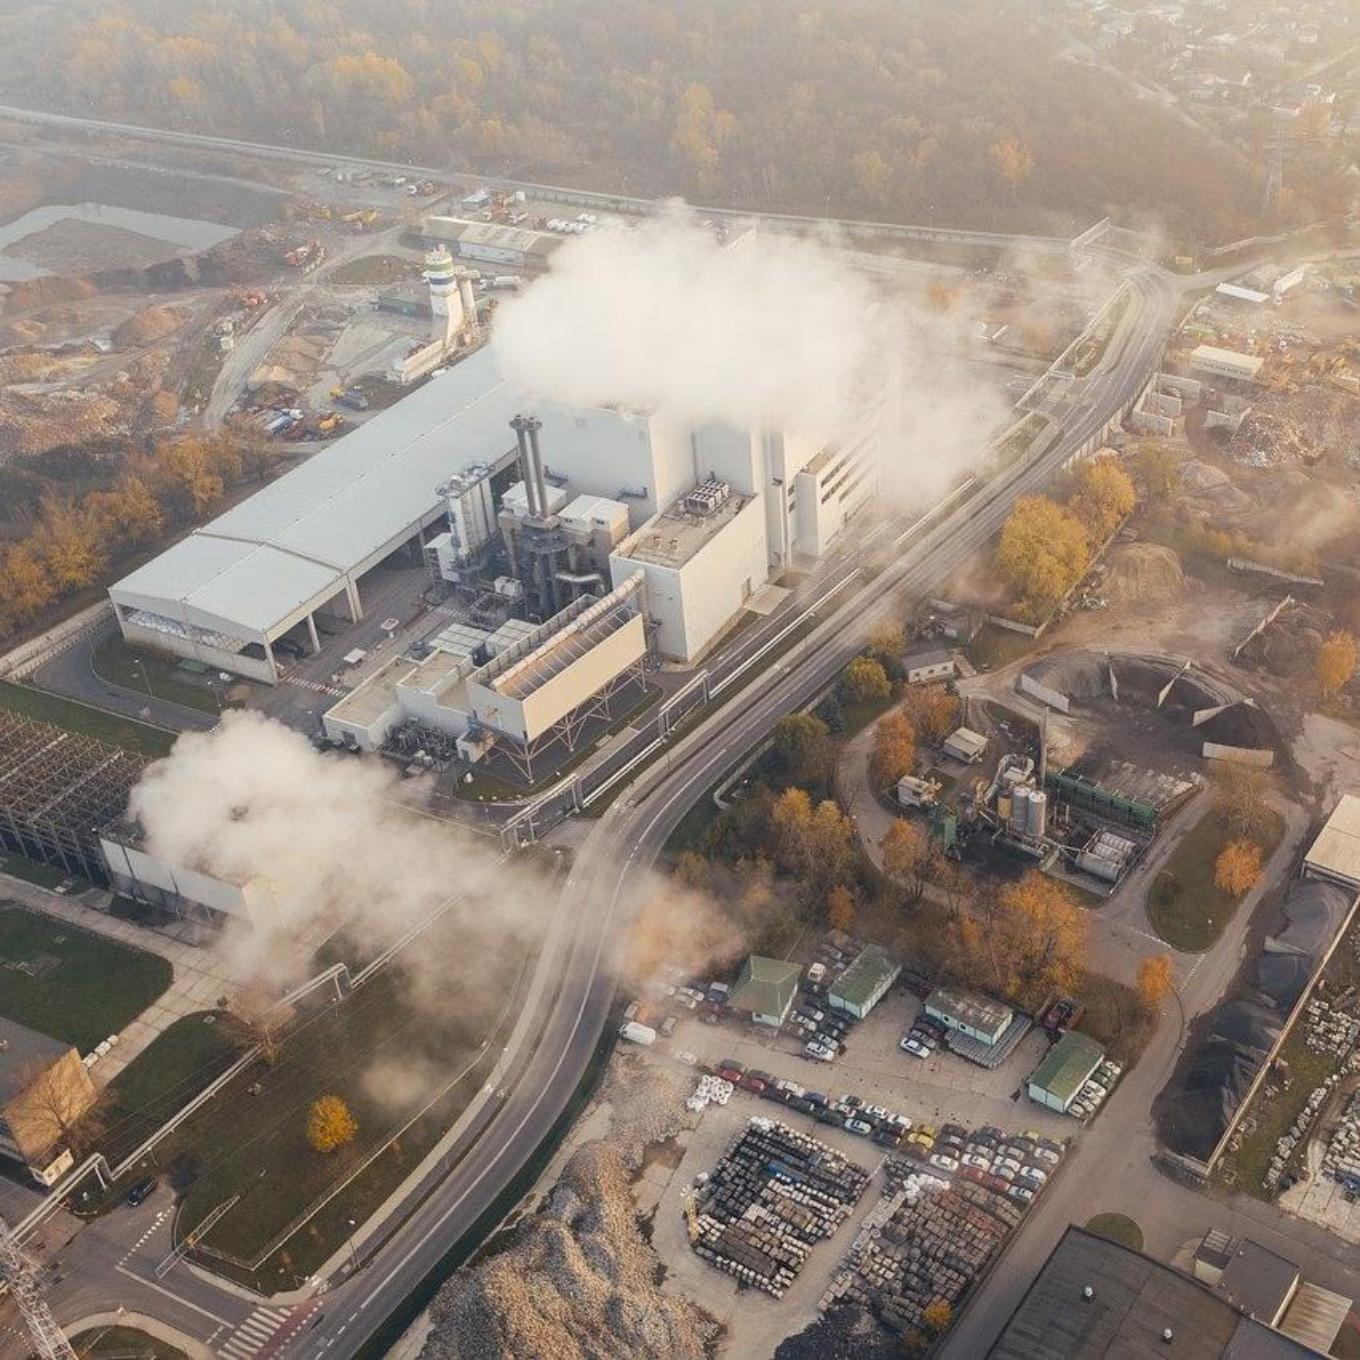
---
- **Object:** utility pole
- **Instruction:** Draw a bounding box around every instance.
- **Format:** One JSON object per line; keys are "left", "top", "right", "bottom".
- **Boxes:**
{"left": 0, "top": 1216, "right": 78, "bottom": 1360}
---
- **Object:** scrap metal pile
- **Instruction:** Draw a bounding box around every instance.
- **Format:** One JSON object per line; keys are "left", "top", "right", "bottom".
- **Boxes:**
{"left": 1323, "top": 1090, "right": 1360, "bottom": 1192}
{"left": 823, "top": 1175, "right": 1021, "bottom": 1335}
{"left": 1264, "top": 1073, "right": 1340, "bottom": 1195}
{"left": 1303, "top": 995, "right": 1360, "bottom": 1058}
{"left": 689, "top": 1118, "right": 869, "bottom": 1297}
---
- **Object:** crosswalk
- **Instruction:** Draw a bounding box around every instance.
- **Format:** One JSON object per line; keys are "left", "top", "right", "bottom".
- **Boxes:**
{"left": 218, "top": 1306, "right": 291, "bottom": 1359}
{"left": 117, "top": 1206, "right": 171, "bottom": 1267}
{"left": 284, "top": 675, "right": 347, "bottom": 697}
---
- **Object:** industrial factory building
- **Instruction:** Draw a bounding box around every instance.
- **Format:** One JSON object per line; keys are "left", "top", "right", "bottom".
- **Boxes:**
{"left": 113, "top": 217, "right": 883, "bottom": 683}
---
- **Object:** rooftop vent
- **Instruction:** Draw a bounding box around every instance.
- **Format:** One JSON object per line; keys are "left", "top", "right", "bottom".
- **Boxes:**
{"left": 1162, "top": 1328, "right": 1174, "bottom": 1344}
{"left": 1082, "top": 1286, "right": 1095, "bottom": 1302}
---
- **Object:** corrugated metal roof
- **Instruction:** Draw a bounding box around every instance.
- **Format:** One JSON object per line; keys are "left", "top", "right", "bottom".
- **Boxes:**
{"left": 830, "top": 946, "right": 901, "bottom": 1009}
{"left": 1304, "top": 795, "right": 1360, "bottom": 888}
{"left": 1278, "top": 1281, "right": 1351, "bottom": 1354}
{"left": 111, "top": 349, "right": 527, "bottom": 636}
{"left": 730, "top": 955, "right": 802, "bottom": 1019}
{"left": 1029, "top": 1031, "right": 1104, "bottom": 1104}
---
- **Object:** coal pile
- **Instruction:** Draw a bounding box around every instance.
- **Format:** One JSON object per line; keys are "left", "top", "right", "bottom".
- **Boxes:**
{"left": 1195, "top": 701, "right": 1280, "bottom": 753}
{"left": 690, "top": 1118, "right": 870, "bottom": 1297}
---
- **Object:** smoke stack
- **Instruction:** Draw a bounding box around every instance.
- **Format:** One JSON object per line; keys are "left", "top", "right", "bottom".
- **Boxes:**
{"left": 457, "top": 270, "right": 479, "bottom": 340}
{"left": 510, "top": 415, "right": 538, "bottom": 516}
{"left": 525, "top": 416, "right": 551, "bottom": 522}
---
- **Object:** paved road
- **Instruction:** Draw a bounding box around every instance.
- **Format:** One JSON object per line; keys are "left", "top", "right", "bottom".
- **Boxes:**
{"left": 0, "top": 251, "right": 1180, "bottom": 1360}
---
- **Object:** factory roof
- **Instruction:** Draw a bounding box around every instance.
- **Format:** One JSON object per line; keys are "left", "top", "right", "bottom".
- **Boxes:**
{"left": 616, "top": 493, "right": 752, "bottom": 569}
{"left": 1028, "top": 1031, "right": 1105, "bottom": 1104}
{"left": 1190, "top": 344, "right": 1265, "bottom": 377}
{"left": 1216, "top": 283, "right": 1271, "bottom": 304}
{"left": 905, "top": 646, "right": 955, "bottom": 671}
{"left": 422, "top": 216, "right": 556, "bottom": 257}
{"left": 987, "top": 1227, "right": 1317, "bottom": 1359}
{"left": 110, "top": 348, "right": 525, "bottom": 638}
{"left": 1304, "top": 795, "right": 1360, "bottom": 889}
{"left": 560, "top": 494, "right": 629, "bottom": 529}
{"left": 1214, "top": 1240, "right": 1298, "bottom": 1323}
{"left": 0, "top": 1018, "right": 72, "bottom": 1106}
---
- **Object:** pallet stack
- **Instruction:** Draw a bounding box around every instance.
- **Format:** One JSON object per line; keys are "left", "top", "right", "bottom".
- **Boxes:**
{"left": 689, "top": 1118, "right": 870, "bottom": 1296}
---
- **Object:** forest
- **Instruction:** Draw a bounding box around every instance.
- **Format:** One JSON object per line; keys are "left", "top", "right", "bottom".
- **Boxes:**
{"left": 0, "top": 0, "right": 1274, "bottom": 240}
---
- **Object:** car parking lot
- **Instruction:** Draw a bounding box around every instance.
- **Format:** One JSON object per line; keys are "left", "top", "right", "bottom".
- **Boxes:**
{"left": 667, "top": 986, "right": 1073, "bottom": 1142}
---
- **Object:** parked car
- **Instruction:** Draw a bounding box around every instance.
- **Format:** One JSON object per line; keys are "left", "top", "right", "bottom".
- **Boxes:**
{"left": 816, "top": 1106, "right": 843, "bottom": 1126}
{"left": 982, "top": 1173, "right": 1010, "bottom": 1194}
{"left": 717, "top": 1060, "right": 744, "bottom": 1082}
{"left": 805, "top": 1041, "right": 836, "bottom": 1061}
{"left": 1032, "top": 1144, "right": 1061, "bottom": 1165}
{"left": 840, "top": 1094, "right": 863, "bottom": 1110}
{"left": 961, "top": 1152, "right": 992, "bottom": 1171}
{"left": 900, "top": 1036, "right": 930, "bottom": 1058}
{"left": 791, "top": 1097, "right": 818, "bottom": 1115}
{"left": 739, "top": 1071, "right": 769, "bottom": 1094}
{"left": 873, "top": 1127, "right": 904, "bottom": 1147}
{"left": 1008, "top": 1184, "right": 1036, "bottom": 1205}
{"left": 805, "top": 1091, "right": 829, "bottom": 1107}
{"left": 864, "top": 1105, "right": 891, "bottom": 1123}
{"left": 125, "top": 1177, "right": 156, "bottom": 1207}
{"left": 908, "top": 1131, "right": 934, "bottom": 1150}
{"left": 928, "top": 1152, "right": 959, "bottom": 1172}
{"left": 845, "top": 1119, "right": 874, "bottom": 1136}
{"left": 1019, "top": 1164, "right": 1048, "bottom": 1184}
{"left": 797, "top": 1005, "right": 825, "bottom": 1025}
{"left": 959, "top": 1165, "right": 987, "bottom": 1184}
{"left": 675, "top": 1049, "right": 698, "bottom": 1067}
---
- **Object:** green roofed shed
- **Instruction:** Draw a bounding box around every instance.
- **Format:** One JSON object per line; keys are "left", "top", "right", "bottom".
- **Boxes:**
{"left": 1028, "top": 1030, "right": 1104, "bottom": 1113}
{"left": 729, "top": 955, "right": 803, "bottom": 1027}
{"left": 829, "top": 945, "right": 901, "bottom": 1020}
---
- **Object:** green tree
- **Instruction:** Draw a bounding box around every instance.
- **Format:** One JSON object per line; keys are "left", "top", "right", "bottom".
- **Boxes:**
{"left": 842, "top": 655, "right": 891, "bottom": 704}
{"left": 772, "top": 712, "right": 831, "bottom": 786}
{"left": 995, "top": 496, "right": 1091, "bottom": 609}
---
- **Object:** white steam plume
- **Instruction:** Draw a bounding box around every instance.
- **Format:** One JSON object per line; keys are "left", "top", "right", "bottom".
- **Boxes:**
{"left": 494, "top": 204, "right": 1010, "bottom": 499}
{"left": 128, "top": 710, "right": 514, "bottom": 987}
{"left": 495, "top": 206, "right": 879, "bottom": 440}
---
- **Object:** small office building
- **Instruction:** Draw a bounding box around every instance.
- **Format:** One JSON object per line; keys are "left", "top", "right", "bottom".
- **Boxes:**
{"left": 1027, "top": 1031, "right": 1105, "bottom": 1113}
{"left": 829, "top": 946, "right": 901, "bottom": 1020}
{"left": 924, "top": 986, "right": 1014, "bottom": 1046}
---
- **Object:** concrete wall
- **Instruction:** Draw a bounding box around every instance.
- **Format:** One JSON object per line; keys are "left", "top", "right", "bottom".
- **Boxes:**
{"left": 1202, "top": 742, "right": 1274, "bottom": 767}
{"left": 692, "top": 422, "right": 760, "bottom": 496}
{"left": 118, "top": 618, "right": 276, "bottom": 684}
{"left": 612, "top": 496, "right": 769, "bottom": 661}
{"left": 1019, "top": 672, "right": 1071, "bottom": 713}
{"left": 535, "top": 403, "right": 680, "bottom": 526}
{"left": 99, "top": 836, "right": 264, "bottom": 922}
{"left": 468, "top": 612, "right": 646, "bottom": 741}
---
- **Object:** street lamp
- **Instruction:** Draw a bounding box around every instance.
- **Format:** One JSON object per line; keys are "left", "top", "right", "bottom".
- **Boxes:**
{"left": 131, "top": 658, "right": 153, "bottom": 700}
{"left": 346, "top": 1218, "right": 359, "bottom": 1273}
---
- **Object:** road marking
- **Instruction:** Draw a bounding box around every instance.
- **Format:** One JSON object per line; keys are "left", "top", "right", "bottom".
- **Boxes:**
{"left": 114, "top": 1263, "right": 236, "bottom": 1327}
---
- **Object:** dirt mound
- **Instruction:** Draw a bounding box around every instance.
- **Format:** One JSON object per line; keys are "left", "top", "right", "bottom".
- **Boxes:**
{"left": 2, "top": 275, "right": 97, "bottom": 313}
{"left": 1023, "top": 649, "right": 1111, "bottom": 703}
{"left": 1104, "top": 543, "right": 1185, "bottom": 605}
{"left": 420, "top": 1141, "right": 715, "bottom": 1360}
{"left": 1237, "top": 601, "right": 1333, "bottom": 679}
{"left": 1180, "top": 458, "right": 1251, "bottom": 512}
{"left": 419, "top": 1059, "right": 713, "bottom": 1360}
{"left": 113, "top": 305, "right": 188, "bottom": 347}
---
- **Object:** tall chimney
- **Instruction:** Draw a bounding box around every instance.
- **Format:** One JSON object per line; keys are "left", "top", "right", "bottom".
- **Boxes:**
{"left": 510, "top": 415, "right": 538, "bottom": 516}
{"left": 526, "top": 416, "right": 551, "bottom": 522}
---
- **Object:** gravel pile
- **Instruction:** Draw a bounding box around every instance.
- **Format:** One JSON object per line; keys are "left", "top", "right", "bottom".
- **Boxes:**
{"left": 419, "top": 1055, "right": 712, "bottom": 1360}
{"left": 113, "top": 304, "right": 187, "bottom": 347}
{"left": 1104, "top": 544, "right": 1186, "bottom": 605}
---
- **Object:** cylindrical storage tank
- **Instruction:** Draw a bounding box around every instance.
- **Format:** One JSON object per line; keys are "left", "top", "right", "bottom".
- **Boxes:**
{"left": 997, "top": 792, "right": 1013, "bottom": 825}
{"left": 1028, "top": 790, "right": 1048, "bottom": 840}
{"left": 1011, "top": 785, "right": 1031, "bottom": 836}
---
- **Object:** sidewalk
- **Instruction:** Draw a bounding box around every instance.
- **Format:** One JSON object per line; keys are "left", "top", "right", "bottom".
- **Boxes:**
{"left": 0, "top": 872, "right": 241, "bottom": 1081}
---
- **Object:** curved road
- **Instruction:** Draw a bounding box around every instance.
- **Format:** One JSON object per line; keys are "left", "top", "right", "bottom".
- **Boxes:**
{"left": 271, "top": 256, "right": 1179, "bottom": 1360}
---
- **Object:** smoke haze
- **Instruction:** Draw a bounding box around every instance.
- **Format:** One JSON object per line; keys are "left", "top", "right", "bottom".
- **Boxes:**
{"left": 129, "top": 710, "right": 516, "bottom": 987}
{"left": 494, "top": 205, "right": 1011, "bottom": 501}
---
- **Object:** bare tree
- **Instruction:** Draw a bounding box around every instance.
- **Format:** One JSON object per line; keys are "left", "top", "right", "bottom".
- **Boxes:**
{"left": 12, "top": 1057, "right": 105, "bottom": 1159}
{"left": 222, "top": 986, "right": 295, "bottom": 1067}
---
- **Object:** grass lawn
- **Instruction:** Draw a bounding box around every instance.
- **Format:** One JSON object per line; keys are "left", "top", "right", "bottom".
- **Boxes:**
{"left": 0, "top": 853, "right": 76, "bottom": 890}
{"left": 102, "top": 1012, "right": 245, "bottom": 1165}
{"left": 1085, "top": 1213, "right": 1143, "bottom": 1250}
{"left": 0, "top": 679, "right": 176, "bottom": 758}
{"left": 92, "top": 634, "right": 222, "bottom": 716}
{"left": 0, "top": 906, "right": 171, "bottom": 1051}
{"left": 1147, "top": 807, "right": 1285, "bottom": 952}
{"left": 70, "top": 1327, "right": 187, "bottom": 1360}
{"left": 965, "top": 625, "right": 1037, "bottom": 673}
{"left": 328, "top": 254, "right": 420, "bottom": 286}
{"left": 116, "top": 919, "right": 532, "bottom": 1286}
{"left": 1213, "top": 1016, "right": 1337, "bottom": 1198}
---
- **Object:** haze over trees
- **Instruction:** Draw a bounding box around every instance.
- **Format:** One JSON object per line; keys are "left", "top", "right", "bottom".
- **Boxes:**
{"left": 0, "top": 0, "right": 1273, "bottom": 238}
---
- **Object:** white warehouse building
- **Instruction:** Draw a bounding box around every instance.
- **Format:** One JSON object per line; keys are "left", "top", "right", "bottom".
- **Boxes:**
{"left": 112, "top": 338, "right": 883, "bottom": 679}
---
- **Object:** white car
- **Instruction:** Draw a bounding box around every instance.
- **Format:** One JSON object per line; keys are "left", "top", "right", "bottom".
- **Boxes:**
{"left": 928, "top": 1153, "right": 959, "bottom": 1173}
{"left": 901, "top": 1036, "right": 930, "bottom": 1059}
{"left": 1032, "top": 1144, "right": 1061, "bottom": 1166}
{"left": 864, "top": 1105, "right": 891, "bottom": 1122}
{"left": 675, "top": 1050, "right": 698, "bottom": 1067}
{"left": 961, "top": 1152, "right": 992, "bottom": 1171}
{"left": 845, "top": 1118, "right": 873, "bottom": 1136}
{"left": 1019, "top": 1164, "right": 1048, "bottom": 1184}
{"left": 992, "top": 1162, "right": 1018, "bottom": 1182}
{"left": 1008, "top": 1184, "right": 1036, "bottom": 1205}
{"left": 805, "top": 1042, "right": 836, "bottom": 1062}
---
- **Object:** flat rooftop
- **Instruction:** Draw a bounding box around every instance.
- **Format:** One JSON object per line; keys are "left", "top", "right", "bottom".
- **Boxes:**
{"left": 325, "top": 656, "right": 415, "bottom": 728}
{"left": 110, "top": 347, "right": 527, "bottom": 638}
{"left": 1305, "top": 794, "right": 1360, "bottom": 888}
{"left": 926, "top": 985, "right": 1013, "bottom": 1034}
{"left": 987, "top": 1227, "right": 1318, "bottom": 1359}
{"left": 617, "top": 493, "right": 751, "bottom": 569}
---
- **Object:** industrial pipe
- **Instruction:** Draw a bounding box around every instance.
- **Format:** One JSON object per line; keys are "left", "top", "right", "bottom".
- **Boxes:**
{"left": 526, "top": 417, "right": 551, "bottom": 523}
{"left": 510, "top": 415, "right": 539, "bottom": 517}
